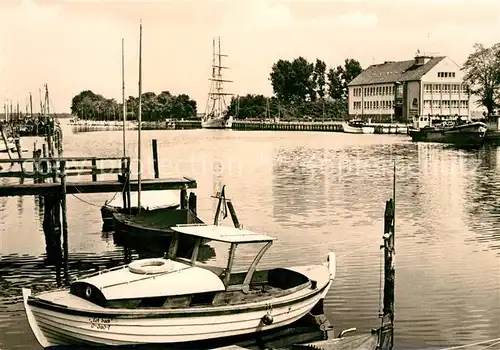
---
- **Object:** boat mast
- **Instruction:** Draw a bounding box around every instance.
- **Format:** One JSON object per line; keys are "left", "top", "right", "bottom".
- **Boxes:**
{"left": 218, "top": 37, "right": 222, "bottom": 116}
{"left": 122, "top": 38, "right": 127, "bottom": 157}
{"left": 137, "top": 20, "right": 143, "bottom": 210}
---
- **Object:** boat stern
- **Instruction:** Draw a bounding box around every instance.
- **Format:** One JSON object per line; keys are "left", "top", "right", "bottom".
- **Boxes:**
{"left": 22, "top": 288, "right": 52, "bottom": 349}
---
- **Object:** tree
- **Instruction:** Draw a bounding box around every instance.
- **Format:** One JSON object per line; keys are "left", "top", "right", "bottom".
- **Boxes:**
{"left": 462, "top": 42, "right": 500, "bottom": 115}
{"left": 71, "top": 90, "right": 198, "bottom": 121}
{"left": 313, "top": 59, "right": 327, "bottom": 100}
{"left": 269, "top": 57, "right": 315, "bottom": 104}
{"left": 327, "top": 67, "right": 343, "bottom": 100}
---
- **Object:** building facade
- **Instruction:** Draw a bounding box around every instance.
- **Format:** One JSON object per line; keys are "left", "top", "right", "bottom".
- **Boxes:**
{"left": 347, "top": 55, "right": 471, "bottom": 126}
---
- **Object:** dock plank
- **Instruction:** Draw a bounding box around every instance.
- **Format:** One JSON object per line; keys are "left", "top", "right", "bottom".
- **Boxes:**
{"left": 0, "top": 177, "right": 197, "bottom": 197}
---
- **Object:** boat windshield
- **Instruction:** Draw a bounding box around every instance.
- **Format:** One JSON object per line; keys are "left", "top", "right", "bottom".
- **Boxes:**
{"left": 170, "top": 225, "right": 275, "bottom": 289}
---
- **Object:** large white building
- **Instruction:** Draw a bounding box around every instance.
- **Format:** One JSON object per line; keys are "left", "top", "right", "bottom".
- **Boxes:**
{"left": 347, "top": 54, "right": 471, "bottom": 126}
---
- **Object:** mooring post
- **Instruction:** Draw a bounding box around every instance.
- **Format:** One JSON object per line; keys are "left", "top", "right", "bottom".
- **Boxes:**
{"left": 379, "top": 198, "right": 395, "bottom": 350}
{"left": 121, "top": 157, "right": 128, "bottom": 209}
{"left": 188, "top": 192, "right": 197, "bottom": 215}
{"left": 91, "top": 157, "right": 97, "bottom": 182}
{"left": 152, "top": 139, "right": 159, "bottom": 179}
{"left": 59, "top": 160, "right": 70, "bottom": 285}
{"left": 126, "top": 157, "right": 131, "bottom": 211}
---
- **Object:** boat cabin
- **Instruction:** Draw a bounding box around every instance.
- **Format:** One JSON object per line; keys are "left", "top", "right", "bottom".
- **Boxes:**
{"left": 69, "top": 224, "right": 313, "bottom": 309}
{"left": 347, "top": 119, "right": 367, "bottom": 127}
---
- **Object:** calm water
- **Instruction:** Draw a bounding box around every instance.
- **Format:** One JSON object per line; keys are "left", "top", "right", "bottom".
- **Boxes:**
{"left": 0, "top": 125, "right": 499, "bottom": 350}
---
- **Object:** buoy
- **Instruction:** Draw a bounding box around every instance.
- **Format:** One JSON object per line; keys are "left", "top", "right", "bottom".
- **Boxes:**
{"left": 261, "top": 313, "right": 274, "bottom": 325}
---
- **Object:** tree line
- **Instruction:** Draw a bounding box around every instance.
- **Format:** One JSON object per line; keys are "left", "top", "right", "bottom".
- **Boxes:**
{"left": 226, "top": 57, "right": 362, "bottom": 120}
{"left": 70, "top": 90, "right": 198, "bottom": 121}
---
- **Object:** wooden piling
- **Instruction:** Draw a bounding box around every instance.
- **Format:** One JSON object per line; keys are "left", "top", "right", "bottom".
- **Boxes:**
{"left": 227, "top": 200, "right": 240, "bottom": 228}
{"left": 126, "top": 158, "right": 131, "bottom": 211}
{"left": 152, "top": 139, "right": 159, "bottom": 179}
{"left": 121, "top": 158, "right": 128, "bottom": 209}
{"left": 59, "top": 160, "right": 70, "bottom": 285}
{"left": 1, "top": 125, "right": 13, "bottom": 160}
{"left": 91, "top": 158, "right": 97, "bottom": 181}
{"left": 188, "top": 192, "right": 197, "bottom": 215}
{"left": 180, "top": 187, "right": 188, "bottom": 209}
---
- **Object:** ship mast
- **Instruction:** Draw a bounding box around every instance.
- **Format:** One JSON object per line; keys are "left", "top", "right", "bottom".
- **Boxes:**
{"left": 137, "top": 20, "right": 143, "bottom": 210}
{"left": 206, "top": 37, "right": 233, "bottom": 119}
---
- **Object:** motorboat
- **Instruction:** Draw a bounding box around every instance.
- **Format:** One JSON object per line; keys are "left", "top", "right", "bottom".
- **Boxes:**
{"left": 22, "top": 224, "right": 336, "bottom": 348}
{"left": 342, "top": 119, "right": 375, "bottom": 134}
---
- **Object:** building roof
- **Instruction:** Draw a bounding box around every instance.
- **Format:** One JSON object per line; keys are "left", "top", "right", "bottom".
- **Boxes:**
{"left": 348, "top": 56, "right": 446, "bottom": 86}
{"left": 172, "top": 224, "right": 275, "bottom": 243}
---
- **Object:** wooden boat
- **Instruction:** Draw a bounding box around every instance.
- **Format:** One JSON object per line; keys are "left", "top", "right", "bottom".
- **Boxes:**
{"left": 342, "top": 120, "right": 375, "bottom": 134}
{"left": 22, "top": 224, "right": 336, "bottom": 348}
{"left": 113, "top": 207, "right": 203, "bottom": 238}
{"left": 100, "top": 190, "right": 180, "bottom": 227}
{"left": 408, "top": 121, "right": 487, "bottom": 146}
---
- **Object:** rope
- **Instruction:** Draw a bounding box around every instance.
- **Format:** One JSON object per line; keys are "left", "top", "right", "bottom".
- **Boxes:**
{"left": 479, "top": 339, "right": 500, "bottom": 350}
{"left": 438, "top": 337, "right": 500, "bottom": 350}
{"left": 70, "top": 193, "right": 102, "bottom": 208}
{"left": 68, "top": 179, "right": 128, "bottom": 209}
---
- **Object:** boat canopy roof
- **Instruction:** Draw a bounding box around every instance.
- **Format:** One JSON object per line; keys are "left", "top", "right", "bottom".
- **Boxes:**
{"left": 106, "top": 189, "right": 179, "bottom": 210}
{"left": 171, "top": 224, "right": 275, "bottom": 244}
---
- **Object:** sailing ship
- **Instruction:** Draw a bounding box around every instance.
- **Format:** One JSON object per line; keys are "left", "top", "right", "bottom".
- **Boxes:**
{"left": 408, "top": 119, "right": 488, "bottom": 146}
{"left": 342, "top": 119, "right": 375, "bottom": 134}
{"left": 22, "top": 221, "right": 336, "bottom": 348}
{"left": 201, "top": 37, "right": 234, "bottom": 129}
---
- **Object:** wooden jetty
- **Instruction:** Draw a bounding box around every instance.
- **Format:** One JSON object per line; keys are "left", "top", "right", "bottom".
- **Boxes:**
{"left": 0, "top": 154, "right": 197, "bottom": 286}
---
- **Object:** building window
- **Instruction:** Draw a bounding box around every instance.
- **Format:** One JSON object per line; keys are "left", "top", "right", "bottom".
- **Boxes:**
{"left": 364, "top": 101, "right": 368, "bottom": 109}
{"left": 442, "top": 84, "right": 449, "bottom": 93}
{"left": 451, "top": 85, "right": 459, "bottom": 93}
{"left": 433, "top": 84, "right": 440, "bottom": 93}
{"left": 424, "top": 100, "right": 431, "bottom": 108}
{"left": 451, "top": 72, "right": 456, "bottom": 78}
{"left": 451, "top": 100, "right": 458, "bottom": 108}
{"left": 442, "top": 100, "right": 450, "bottom": 108}
{"left": 460, "top": 100, "right": 468, "bottom": 108}
{"left": 433, "top": 100, "right": 440, "bottom": 108}
{"left": 424, "top": 84, "right": 432, "bottom": 93}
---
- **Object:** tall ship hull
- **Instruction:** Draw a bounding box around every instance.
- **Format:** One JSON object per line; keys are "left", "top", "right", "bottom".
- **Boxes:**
{"left": 408, "top": 122, "right": 487, "bottom": 146}
{"left": 202, "top": 115, "right": 233, "bottom": 129}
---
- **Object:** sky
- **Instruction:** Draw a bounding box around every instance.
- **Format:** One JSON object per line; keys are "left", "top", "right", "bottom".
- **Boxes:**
{"left": 0, "top": 0, "right": 499, "bottom": 113}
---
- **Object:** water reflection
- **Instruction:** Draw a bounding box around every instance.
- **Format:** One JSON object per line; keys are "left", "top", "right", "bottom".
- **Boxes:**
{"left": 464, "top": 145, "right": 500, "bottom": 253}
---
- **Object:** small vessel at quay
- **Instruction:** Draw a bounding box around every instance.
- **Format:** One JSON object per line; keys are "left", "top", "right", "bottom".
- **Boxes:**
{"left": 408, "top": 120, "right": 487, "bottom": 146}
{"left": 342, "top": 119, "right": 375, "bottom": 134}
{"left": 22, "top": 223, "right": 336, "bottom": 348}
{"left": 100, "top": 189, "right": 180, "bottom": 228}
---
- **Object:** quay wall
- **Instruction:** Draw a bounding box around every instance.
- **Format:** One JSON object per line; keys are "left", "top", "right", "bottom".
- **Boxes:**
{"left": 232, "top": 120, "right": 409, "bottom": 134}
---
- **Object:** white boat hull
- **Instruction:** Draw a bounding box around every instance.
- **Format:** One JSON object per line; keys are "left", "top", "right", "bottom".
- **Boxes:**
{"left": 202, "top": 115, "right": 233, "bottom": 129}
{"left": 342, "top": 123, "right": 375, "bottom": 134}
{"left": 22, "top": 265, "right": 332, "bottom": 348}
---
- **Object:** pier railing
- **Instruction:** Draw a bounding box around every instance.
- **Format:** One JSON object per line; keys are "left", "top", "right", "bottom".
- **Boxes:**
{"left": 0, "top": 156, "right": 129, "bottom": 181}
